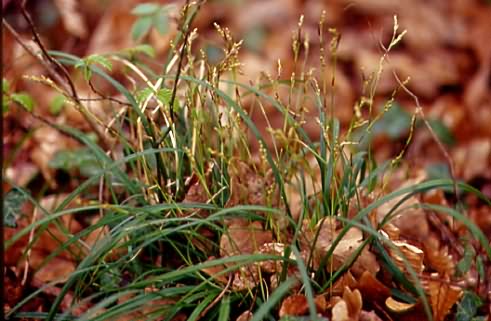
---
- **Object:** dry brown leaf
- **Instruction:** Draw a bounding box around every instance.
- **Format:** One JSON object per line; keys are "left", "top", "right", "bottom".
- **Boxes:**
{"left": 220, "top": 221, "right": 273, "bottom": 257}
{"left": 359, "top": 310, "right": 383, "bottom": 321}
{"left": 425, "top": 277, "right": 463, "bottom": 321}
{"left": 453, "top": 139, "right": 491, "bottom": 181}
{"left": 232, "top": 265, "right": 260, "bottom": 291}
{"left": 332, "top": 271, "right": 358, "bottom": 297}
{"left": 385, "top": 296, "right": 416, "bottom": 313}
{"left": 381, "top": 224, "right": 400, "bottom": 240}
{"left": 376, "top": 185, "right": 429, "bottom": 240}
{"left": 258, "top": 242, "right": 295, "bottom": 273}
{"left": 4, "top": 267, "right": 23, "bottom": 311}
{"left": 201, "top": 256, "right": 229, "bottom": 284}
{"left": 302, "top": 218, "right": 379, "bottom": 274}
{"left": 464, "top": 62, "right": 491, "bottom": 109}
{"left": 357, "top": 271, "right": 391, "bottom": 305}
{"left": 32, "top": 255, "right": 76, "bottom": 283}
{"left": 236, "top": 310, "right": 253, "bottom": 321}
{"left": 388, "top": 240, "right": 425, "bottom": 276}
{"left": 31, "top": 126, "right": 78, "bottom": 188}
{"left": 422, "top": 235, "right": 455, "bottom": 276}
{"left": 332, "top": 300, "right": 350, "bottom": 321}
{"left": 279, "top": 294, "right": 309, "bottom": 317}
{"left": 331, "top": 287, "right": 363, "bottom": 321}
{"left": 351, "top": 247, "right": 380, "bottom": 277}
{"left": 53, "top": 0, "right": 88, "bottom": 38}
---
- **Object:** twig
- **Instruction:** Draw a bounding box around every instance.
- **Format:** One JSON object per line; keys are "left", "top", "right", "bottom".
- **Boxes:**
{"left": 2, "top": 20, "right": 70, "bottom": 95}
{"left": 393, "top": 71, "right": 461, "bottom": 204}
{"left": 4, "top": 2, "right": 111, "bottom": 149}
{"left": 19, "top": 0, "right": 78, "bottom": 101}
{"left": 21, "top": 207, "right": 39, "bottom": 286}
{"left": 88, "top": 79, "right": 132, "bottom": 106}
{"left": 167, "top": 0, "right": 204, "bottom": 122}
{"left": 197, "top": 273, "right": 232, "bottom": 319}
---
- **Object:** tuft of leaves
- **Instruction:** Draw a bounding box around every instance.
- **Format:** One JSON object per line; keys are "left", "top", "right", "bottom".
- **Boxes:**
{"left": 3, "top": 79, "right": 35, "bottom": 112}
{"left": 49, "top": 148, "right": 104, "bottom": 177}
{"left": 456, "top": 291, "right": 484, "bottom": 321}
{"left": 74, "top": 54, "right": 112, "bottom": 81}
{"left": 4, "top": 188, "right": 29, "bottom": 228}
{"left": 130, "top": 2, "right": 173, "bottom": 41}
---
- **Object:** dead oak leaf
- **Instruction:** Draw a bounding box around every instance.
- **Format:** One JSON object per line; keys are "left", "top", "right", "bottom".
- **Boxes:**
{"left": 424, "top": 277, "right": 463, "bottom": 321}
{"left": 331, "top": 287, "right": 363, "bottom": 321}
{"left": 220, "top": 221, "right": 273, "bottom": 257}
{"left": 305, "top": 219, "right": 379, "bottom": 275}
{"left": 357, "top": 271, "right": 391, "bottom": 305}
{"left": 388, "top": 240, "right": 425, "bottom": 276}
{"left": 279, "top": 294, "right": 309, "bottom": 318}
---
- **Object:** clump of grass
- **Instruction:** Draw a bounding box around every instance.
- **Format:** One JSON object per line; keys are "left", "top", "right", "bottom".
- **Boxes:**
{"left": 5, "top": 3, "right": 491, "bottom": 321}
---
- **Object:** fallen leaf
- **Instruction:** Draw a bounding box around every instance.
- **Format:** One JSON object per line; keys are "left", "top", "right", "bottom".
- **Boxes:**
{"left": 220, "top": 221, "right": 273, "bottom": 257}
{"left": 54, "top": 0, "right": 88, "bottom": 38}
{"left": 424, "top": 276, "right": 463, "bottom": 321}
{"left": 359, "top": 310, "right": 383, "bottom": 321}
{"left": 279, "top": 294, "right": 309, "bottom": 317}
{"left": 332, "top": 271, "right": 358, "bottom": 297}
{"left": 201, "top": 256, "right": 229, "bottom": 284}
{"left": 385, "top": 296, "right": 416, "bottom": 313}
{"left": 232, "top": 265, "right": 260, "bottom": 291}
{"left": 376, "top": 187, "right": 429, "bottom": 240}
{"left": 388, "top": 240, "right": 425, "bottom": 276}
{"left": 331, "top": 287, "right": 363, "bottom": 321}
{"left": 236, "top": 310, "right": 253, "bottom": 321}
{"left": 357, "top": 271, "right": 391, "bottom": 305}
{"left": 453, "top": 139, "right": 491, "bottom": 181}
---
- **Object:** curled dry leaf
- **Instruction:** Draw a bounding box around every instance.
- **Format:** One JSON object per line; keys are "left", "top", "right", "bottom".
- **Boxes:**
{"left": 385, "top": 296, "right": 416, "bottom": 313}
{"left": 332, "top": 271, "right": 358, "bottom": 297}
{"left": 331, "top": 287, "right": 363, "bottom": 321}
{"left": 357, "top": 271, "right": 391, "bottom": 305}
{"left": 278, "top": 293, "right": 328, "bottom": 317}
{"left": 381, "top": 223, "right": 400, "bottom": 240}
{"left": 257, "top": 242, "right": 291, "bottom": 273}
{"left": 388, "top": 240, "right": 425, "bottom": 276}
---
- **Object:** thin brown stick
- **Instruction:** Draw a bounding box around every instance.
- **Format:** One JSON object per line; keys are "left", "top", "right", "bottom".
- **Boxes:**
{"left": 88, "top": 79, "right": 132, "bottom": 107}
{"left": 197, "top": 273, "right": 232, "bottom": 319}
{"left": 393, "top": 71, "right": 460, "bottom": 204}
{"left": 20, "top": 0, "right": 78, "bottom": 101}
{"left": 5, "top": 2, "right": 111, "bottom": 149}
{"left": 167, "top": 0, "right": 205, "bottom": 122}
{"left": 2, "top": 20, "right": 70, "bottom": 95}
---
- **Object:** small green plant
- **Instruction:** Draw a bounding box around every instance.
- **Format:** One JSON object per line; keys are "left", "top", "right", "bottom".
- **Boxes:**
{"left": 130, "top": 2, "right": 174, "bottom": 41}
{"left": 2, "top": 78, "right": 35, "bottom": 112}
